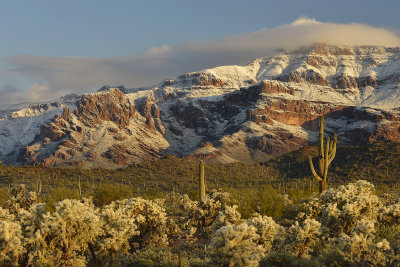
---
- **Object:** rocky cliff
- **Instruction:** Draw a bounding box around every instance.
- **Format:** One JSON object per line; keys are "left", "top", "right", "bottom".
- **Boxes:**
{"left": 1, "top": 43, "right": 400, "bottom": 168}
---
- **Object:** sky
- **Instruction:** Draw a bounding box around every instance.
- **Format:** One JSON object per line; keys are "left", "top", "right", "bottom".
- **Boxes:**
{"left": 1, "top": 0, "right": 400, "bottom": 105}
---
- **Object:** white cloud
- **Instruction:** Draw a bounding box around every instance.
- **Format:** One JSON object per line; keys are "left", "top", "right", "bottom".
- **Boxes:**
{"left": 143, "top": 45, "right": 173, "bottom": 57}
{"left": 290, "top": 16, "right": 321, "bottom": 26}
{"left": 1, "top": 17, "right": 400, "bottom": 105}
{"left": 0, "top": 83, "right": 65, "bottom": 106}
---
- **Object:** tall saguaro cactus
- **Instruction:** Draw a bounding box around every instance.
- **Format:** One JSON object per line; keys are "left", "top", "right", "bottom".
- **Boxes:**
{"left": 199, "top": 160, "right": 206, "bottom": 202}
{"left": 308, "top": 116, "right": 337, "bottom": 193}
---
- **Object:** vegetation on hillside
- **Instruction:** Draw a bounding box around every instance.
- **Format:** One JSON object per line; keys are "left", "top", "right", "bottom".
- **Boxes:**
{"left": 1, "top": 179, "right": 400, "bottom": 266}
{"left": 1, "top": 139, "right": 400, "bottom": 265}
{"left": 0, "top": 141, "right": 400, "bottom": 212}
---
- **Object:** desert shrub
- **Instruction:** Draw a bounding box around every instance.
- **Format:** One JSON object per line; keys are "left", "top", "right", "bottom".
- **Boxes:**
{"left": 0, "top": 220, "right": 24, "bottom": 266}
{"left": 38, "top": 187, "right": 80, "bottom": 211}
{"left": 376, "top": 222, "right": 400, "bottom": 252}
{"left": 299, "top": 180, "right": 380, "bottom": 236}
{"left": 284, "top": 218, "right": 324, "bottom": 259}
{"left": 209, "top": 223, "right": 265, "bottom": 267}
{"left": 259, "top": 250, "right": 315, "bottom": 267}
{"left": 0, "top": 187, "right": 10, "bottom": 206}
{"left": 209, "top": 214, "right": 280, "bottom": 266}
{"left": 0, "top": 180, "right": 399, "bottom": 266}
{"left": 188, "top": 256, "right": 211, "bottom": 267}
{"left": 337, "top": 223, "right": 390, "bottom": 265}
{"left": 247, "top": 213, "right": 280, "bottom": 251}
{"left": 25, "top": 198, "right": 103, "bottom": 266}
{"left": 4, "top": 184, "right": 38, "bottom": 215}
{"left": 379, "top": 201, "right": 400, "bottom": 224}
{"left": 92, "top": 183, "right": 133, "bottom": 206}
{"left": 211, "top": 204, "right": 243, "bottom": 232}
{"left": 97, "top": 201, "right": 139, "bottom": 264}
{"left": 178, "top": 190, "right": 237, "bottom": 236}
{"left": 0, "top": 207, "right": 14, "bottom": 221}
{"left": 17, "top": 203, "right": 47, "bottom": 263}
{"left": 228, "top": 186, "right": 289, "bottom": 219}
{"left": 317, "top": 219, "right": 392, "bottom": 266}
{"left": 104, "top": 197, "right": 169, "bottom": 248}
{"left": 119, "top": 247, "right": 198, "bottom": 267}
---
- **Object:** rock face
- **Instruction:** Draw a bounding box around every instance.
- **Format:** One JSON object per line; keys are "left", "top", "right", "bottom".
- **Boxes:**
{"left": 138, "top": 91, "right": 165, "bottom": 134}
{"left": 1, "top": 43, "right": 400, "bottom": 167}
{"left": 11, "top": 88, "right": 168, "bottom": 168}
{"left": 74, "top": 88, "right": 135, "bottom": 129}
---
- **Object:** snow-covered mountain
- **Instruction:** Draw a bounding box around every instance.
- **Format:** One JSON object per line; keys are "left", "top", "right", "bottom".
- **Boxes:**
{"left": 1, "top": 43, "right": 400, "bottom": 168}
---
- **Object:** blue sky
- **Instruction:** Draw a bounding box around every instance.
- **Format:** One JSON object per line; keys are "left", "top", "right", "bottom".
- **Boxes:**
{"left": 1, "top": 0, "right": 399, "bottom": 58}
{"left": 1, "top": 0, "right": 400, "bottom": 104}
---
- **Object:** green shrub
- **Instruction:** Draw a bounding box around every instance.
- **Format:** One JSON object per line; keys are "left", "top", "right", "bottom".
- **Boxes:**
{"left": 39, "top": 187, "right": 81, "bottom": 212}
{"left": 0, "top": 187, "right": 10, "bottom": 206}
{"left": 376, "top": 222, "right": 400, "bottom": 250}
{"left": 228, "top": 186, "right": 286, "bottom": 219}
{"left": 259, "top": 249, "right": 315, "bottom": 267}
{"left": 123, "top": 247, "right": 188, "bottom": 267}
{"left": 92, "top": 183, "right": 133, "bottom": 206}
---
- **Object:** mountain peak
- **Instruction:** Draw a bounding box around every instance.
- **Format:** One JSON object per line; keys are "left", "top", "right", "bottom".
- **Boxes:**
{"left": 1, "top": 45, "right": 400, "bottom": 167}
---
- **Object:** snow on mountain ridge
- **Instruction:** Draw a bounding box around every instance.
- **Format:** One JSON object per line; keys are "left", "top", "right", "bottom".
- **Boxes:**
{"left": 171, "top": 43, "right": 400, "bottom": 110}
{"left": 1, "top": 43, "right": 400, "bottom": 167}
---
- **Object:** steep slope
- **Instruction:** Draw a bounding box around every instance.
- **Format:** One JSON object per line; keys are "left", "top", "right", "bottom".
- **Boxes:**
{"left": 1, "top": 43, "right": 400, "bottom": 167}
{"left": 10, "top": 89, "right": 168, "bottom": 168}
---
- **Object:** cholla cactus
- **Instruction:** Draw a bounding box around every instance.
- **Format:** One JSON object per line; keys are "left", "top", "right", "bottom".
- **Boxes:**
{"left": 28, "top": 198, "right": 103, "bottom": 266}
{"left": 379, "top": 202, "right": 400, "bottom": 223}
{"left": 1, "top": 180, "right": 398, "bottom": 266}
{"left": 336, "top": 219, "right": 391, "bottom": 265}
{"left": 99, "top": 202, "right": 139, "bottom": 264}
{"left": 209, "top": 190, "right": 231, "bottom": 207}
{"left": 0, "top": 207, "right": 15, "bottom": 221}
{"left": 0, "top": 220, "right": 24, "bottom": 266}
{"left": 179, "top": 190, "right": 234, "bottom": 236}
{"left": 210, "top": 223, "right": 265, "bottom": 266}
{"left": 106, "top": 197, "right": 168, "bottom": 248}
{"left": 17, "top": 203, "right": 47, "bottom": 255}
{"left": 211, "top": 205, "right": 243, "bottom": 231}
{"left": 5, "top": 184, "right": 38, "bottom": 215}
{"left": 300, "top": 180, "right": 380, "bottom": 236}
{"left": 247, "top": 213, "right": 280, "bottom": 251}
{"left": 286, "top": 218, "right": 324, "bottom": 258}
{"left": 209, "top": 214, "right": 280, "bottom": 266}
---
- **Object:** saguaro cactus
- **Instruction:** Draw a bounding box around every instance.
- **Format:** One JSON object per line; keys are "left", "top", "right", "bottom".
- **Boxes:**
{"left": 199, "top": 160, "right": 206, "bottom": 202}
{"left": 78, "top": 177, "right": 82, "bottom": 196}
{"left": 36, "top": 178, "right": 42, "bottom": 196}
{"left": 308, "top": 116, "right": 337, "bottom": 193}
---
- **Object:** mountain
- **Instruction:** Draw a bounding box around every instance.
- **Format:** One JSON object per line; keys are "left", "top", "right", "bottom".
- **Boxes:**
{"left": 1, "top": 43, "right": 400, "bottom": 168}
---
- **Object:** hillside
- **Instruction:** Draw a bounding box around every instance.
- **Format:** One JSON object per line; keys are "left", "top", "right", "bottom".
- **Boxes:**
{"left": 1, "top": 141, "right": 400, "bottom": 204}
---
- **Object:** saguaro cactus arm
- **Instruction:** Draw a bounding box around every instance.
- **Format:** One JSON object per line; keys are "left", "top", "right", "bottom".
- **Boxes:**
{"left": 328, "top": 134, "right": 337, "bottom": 164}
{"left": 36, "top": 178, "right": 42, "bottom": 196}
{"left": 308, "top": 157, "right": 323, "bottom": 181}
{"left": 323, "top": 141, "right": 329, "bottom": 179}
{"left": 319, "top": 116, "right": 324, "bottom": 156}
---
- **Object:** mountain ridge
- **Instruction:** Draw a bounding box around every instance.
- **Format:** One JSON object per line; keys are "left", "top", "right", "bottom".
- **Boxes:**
{"left": 1, "top": 43, "right": 400, "bottom": 168}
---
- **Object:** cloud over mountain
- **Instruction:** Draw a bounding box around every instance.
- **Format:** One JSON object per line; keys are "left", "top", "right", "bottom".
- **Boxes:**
{"left": 1, "top": 17, "right": 400, "bottom": 105}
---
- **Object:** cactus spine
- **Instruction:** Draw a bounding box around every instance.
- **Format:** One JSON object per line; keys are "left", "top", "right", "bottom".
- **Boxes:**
{"left": 308, "top": 116, "right": 337, "bottom": 193}
{"left": 199, "top": 160, "right": 206, "bottom": 202}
